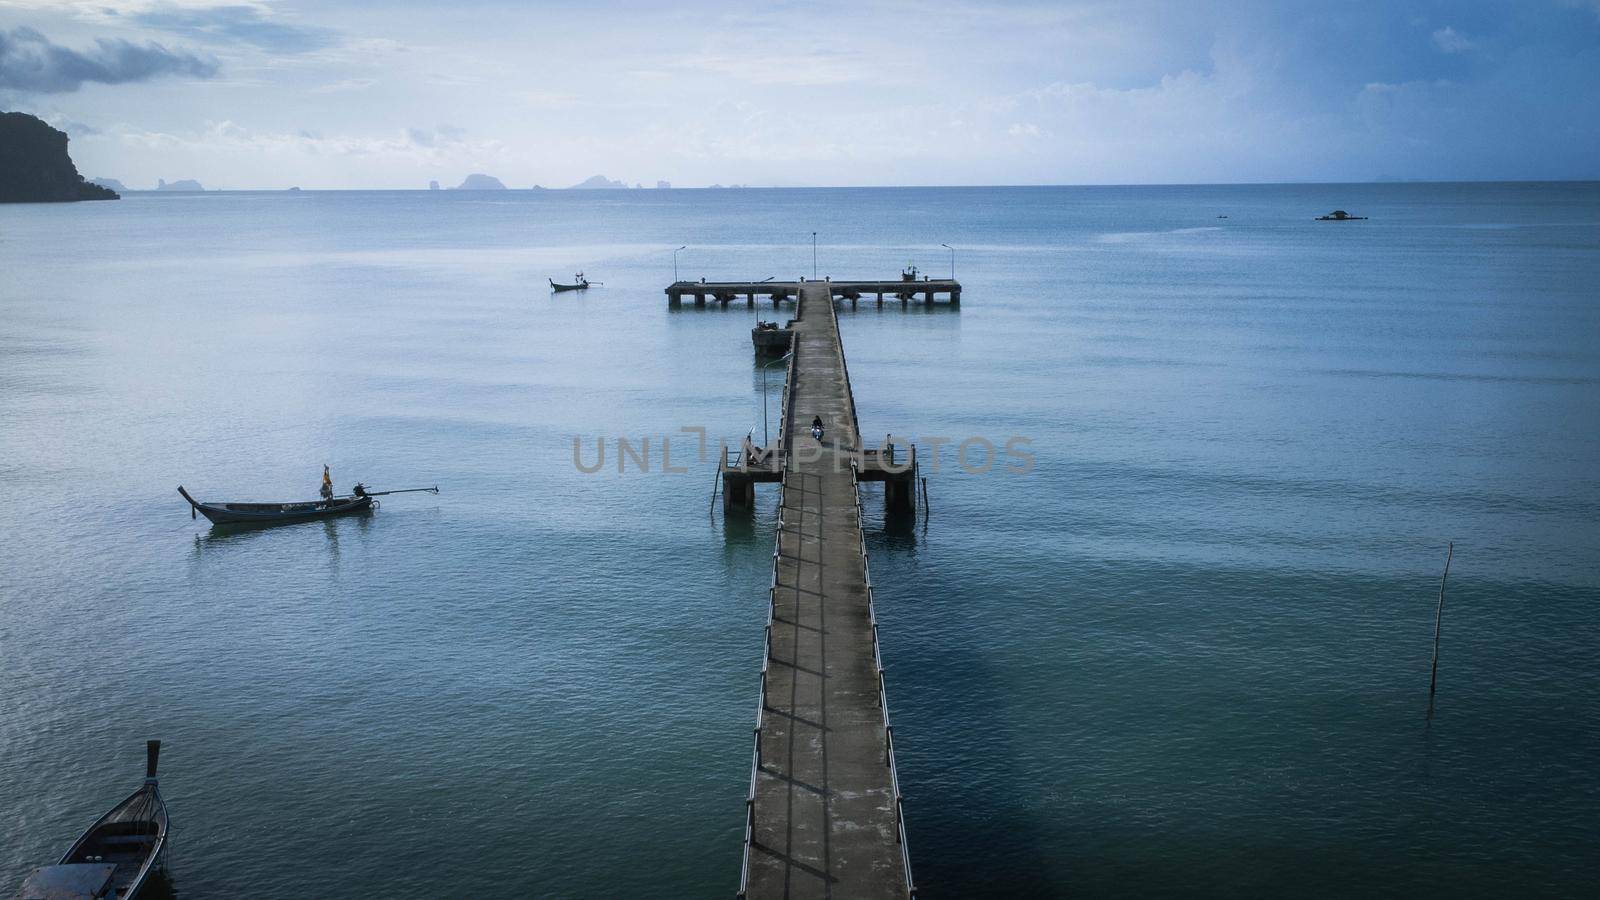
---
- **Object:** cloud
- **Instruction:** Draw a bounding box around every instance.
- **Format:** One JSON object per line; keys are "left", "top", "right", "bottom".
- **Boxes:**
{"left": 0, "top": 26, "right": 217, "bottom": 93}
{"left": 310, "top": 77, "right": 375, "bottom": 94}
{"left": 1432, "top": 26, "right": 1476, "bottom": 54}
{"left": 132, "top": 3, "right": 337, "bottom": 54}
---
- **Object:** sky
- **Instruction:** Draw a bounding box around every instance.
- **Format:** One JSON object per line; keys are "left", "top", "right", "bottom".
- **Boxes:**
{"left": 1, "top": 0, "right": 1597, "bottom": 189}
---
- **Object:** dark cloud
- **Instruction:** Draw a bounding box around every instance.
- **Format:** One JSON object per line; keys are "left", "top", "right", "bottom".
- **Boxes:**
{"left": 134, "top": 4, "right": 338, "bottom": 54}
{"left": 0, "top": 27, "right": 217, "bottom": 94}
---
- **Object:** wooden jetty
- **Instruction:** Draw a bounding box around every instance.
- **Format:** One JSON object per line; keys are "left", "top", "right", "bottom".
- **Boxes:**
{"left": 732, "top": 282, "right": 916, "bottom": 899}
{"left": 668, "top": 278, "right": 960, "bottom": 308}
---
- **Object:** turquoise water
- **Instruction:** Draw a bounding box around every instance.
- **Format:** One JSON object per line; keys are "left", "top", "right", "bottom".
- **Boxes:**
{"left": 2, "top": 184, "right": 1597, "bottom": 897}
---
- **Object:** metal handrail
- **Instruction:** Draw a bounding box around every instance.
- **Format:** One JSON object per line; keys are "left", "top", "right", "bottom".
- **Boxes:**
{"left": 738, "top": 469, "right": 791, "bottom": 898}
{"left": 827, "top": 292, "right": 864, "bottom": 445}
{"left": 776, "top": 329, "right": 798, "bottom": 466}
{"left": 848, "top": 460, "right": 916, "bottom": 896}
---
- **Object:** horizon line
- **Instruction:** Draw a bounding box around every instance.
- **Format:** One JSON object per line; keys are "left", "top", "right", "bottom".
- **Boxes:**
{"left": 106, "top": 178, "right": 1600, "bottom": 193}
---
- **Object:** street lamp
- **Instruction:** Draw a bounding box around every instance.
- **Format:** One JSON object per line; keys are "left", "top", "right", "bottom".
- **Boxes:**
{"left": 760, "top": 350, "right": 792, "bottom": 446}
{"left": 672, "top": 246, "right": 687, "bottom": 282}
{"left": 811, "top": 232, "right": 817, "bottom": 280}
{"left": 941, "top": 243, "right": 955, "bottom": 279}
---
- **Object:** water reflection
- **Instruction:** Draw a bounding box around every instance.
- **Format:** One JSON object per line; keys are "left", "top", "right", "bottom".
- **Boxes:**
{"left": 141, "top": 869, "right": 179, "bottom": 900}
{"left": 187, "top": 509, "right": 372, "bottom": 561}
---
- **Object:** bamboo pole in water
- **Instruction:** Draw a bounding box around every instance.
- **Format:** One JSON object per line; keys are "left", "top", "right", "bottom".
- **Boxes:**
{"left": 1429, "top": 542, "right": 1454, "bottom": 696}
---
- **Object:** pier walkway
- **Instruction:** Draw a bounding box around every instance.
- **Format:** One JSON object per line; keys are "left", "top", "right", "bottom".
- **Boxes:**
{"left": 739, "top": 282, "right": 913, "bottom": 899}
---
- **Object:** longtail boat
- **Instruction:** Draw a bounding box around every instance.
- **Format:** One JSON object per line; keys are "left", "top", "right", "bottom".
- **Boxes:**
{"left": 17, "top": 741, "right": 168, "bottom": 900}
{"left": 177, "top": 484, "right": 438, "bottom": 526}
{"left": 177, "top": 485, "right": 372, "bottom": 525}
{"left": 549, "top": 278, "right": 590, "bottom": 292}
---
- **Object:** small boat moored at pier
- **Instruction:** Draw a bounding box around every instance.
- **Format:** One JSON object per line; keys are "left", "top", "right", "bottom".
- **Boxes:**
{"left": 17, "top": 741, "right": 168, "bottom": 900}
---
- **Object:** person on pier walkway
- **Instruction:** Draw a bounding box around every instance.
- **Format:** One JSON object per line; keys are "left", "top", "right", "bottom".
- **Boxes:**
{"left": 811, "top": 415, "right": 824, "bottom": 442}
{"left": 321, "top": 464, "right": 334, "bottom": 502}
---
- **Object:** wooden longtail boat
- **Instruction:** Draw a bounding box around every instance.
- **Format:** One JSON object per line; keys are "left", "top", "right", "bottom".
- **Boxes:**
{"left": 177, "top": 485, "right": 372, "bottom": 525}
{"left": 17, "top": 741, "right": 168, "bottom": 900}
{"left": 549, "top": 278, "right": 590, "bottom": 292}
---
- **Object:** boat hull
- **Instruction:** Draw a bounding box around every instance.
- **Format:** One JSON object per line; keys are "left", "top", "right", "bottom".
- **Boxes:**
{"left": 179, "top": 486, "right": 373, "bottom": 525}
{"left": 59, "top": 784, "right": 167, "bottom": 900}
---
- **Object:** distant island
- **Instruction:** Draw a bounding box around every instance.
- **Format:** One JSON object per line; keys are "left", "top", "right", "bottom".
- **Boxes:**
{"left": 0, "top": 111, "right": 118, "bottom": 202}
{"left": 455, "top": 173, "right": 506, "bottom": 190}
{"left": 570, "top": 175, "right": 628, "bottom": 190}
{"left": 90, "top": 177, "right": 128, "bottom": 193}
{"left": 157, "top": 178, "right": 205, "bottom": 192}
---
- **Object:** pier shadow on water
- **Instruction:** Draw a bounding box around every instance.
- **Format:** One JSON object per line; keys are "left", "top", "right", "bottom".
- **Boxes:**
{"left": 893, "top": 619, "right": 1055, "bottom": 898}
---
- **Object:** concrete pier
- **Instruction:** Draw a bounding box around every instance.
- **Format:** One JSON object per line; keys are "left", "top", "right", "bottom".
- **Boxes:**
{"left": 668, "top": 278, "right": 960, "bottom": 308}
{"left": 752, "top": 321, "right": 795, "bottom": 357}
{"left": 736, "top": 283, "right": 914, "bottom": 899}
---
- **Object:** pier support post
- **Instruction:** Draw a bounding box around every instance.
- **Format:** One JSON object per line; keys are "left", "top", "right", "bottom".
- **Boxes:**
{"left": 723, "top": 476, "right": 755, "bottom": 510}
{"left": 885, "top": 477, "right": 915, "bottom": 512}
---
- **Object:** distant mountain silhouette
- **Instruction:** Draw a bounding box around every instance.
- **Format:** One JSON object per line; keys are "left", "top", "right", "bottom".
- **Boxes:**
{"left": 429, "top": 180, "right": 440, "bottom": 190}
{"left": 569, "top": 174, "right": 627, "bottom": 190}
{"left": 90, "top": 176, "right": 128, "bottom": 192}
{"left": 0, "top": 111, "right": 118, "bottom": 202}
{"left": 455, "top": 173, "right": 507, "bottom": 190}
{"left": 157, "top": 178, "right": 204, "bottom": 192}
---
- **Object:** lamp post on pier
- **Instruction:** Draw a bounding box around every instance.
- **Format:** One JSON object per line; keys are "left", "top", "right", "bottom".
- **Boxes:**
{"left": 941, "top": 243, "right": 955, "bottom": 279}
{"left": 761, "top": 349, "right": 792, "bottom": 446}
{"left": 672, "top": 245, "right": 686, "bottom": 282}
{"left": 811, "top": 231, "right": 817, "bottom": 280}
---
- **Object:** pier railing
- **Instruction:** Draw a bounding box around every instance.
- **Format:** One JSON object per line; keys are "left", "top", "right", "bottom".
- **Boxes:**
{"left": 779, "top": 332, "right": 797, "bottom": 463}
{"left": 737, "top": 466, "right": 790, "bottom": 899}
{"left": 824, "top": 290, "right": 864, "bottom": 444}
{"left": 852, "top": 459, "right": 916, "bottom": 897}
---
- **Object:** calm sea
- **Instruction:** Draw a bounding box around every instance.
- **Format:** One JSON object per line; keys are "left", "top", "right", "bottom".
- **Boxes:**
{"left": 2, "top": 184, "right": 1597, "bottom": 898}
